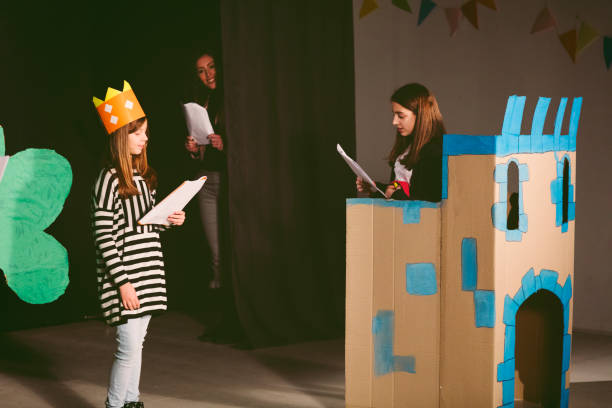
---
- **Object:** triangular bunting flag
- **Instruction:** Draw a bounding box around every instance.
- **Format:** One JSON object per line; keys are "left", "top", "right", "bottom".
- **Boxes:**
{"left": 393, "top": 0, "right": 412, "bottom": 13}
{"left": 604, "top": 36, "right": 612, "bottom": 69}
{"left": 445, "top": 8, "right": 462, "bottom": 36}
{"left": 477, "top": 0, "right": 496, "bottom": 10}
{"left": 559, "top": 29, "right": 578, "bottom": 63}
{"left": 576, "top": 21, "right": 600, "bottom": 54}
{"left": 418, "top": 0, "right": 437, "bottom": 25}
{"left": 461, "top": 0, "right": 479, "bottom": 29}
{"left": 359, "top": 0, "right": 379, "bottom": 19}
{"left": 531, "top": 7, "right": 557, "bottom": 34}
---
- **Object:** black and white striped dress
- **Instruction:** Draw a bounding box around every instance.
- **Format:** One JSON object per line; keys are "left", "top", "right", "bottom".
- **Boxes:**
{"left": 91, "top": 167, "right": 168, "bottom": 326}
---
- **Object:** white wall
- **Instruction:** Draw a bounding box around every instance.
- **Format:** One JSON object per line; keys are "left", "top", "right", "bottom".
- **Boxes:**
{"left": 353, "top": 0, "right": 612, "bottom": 333}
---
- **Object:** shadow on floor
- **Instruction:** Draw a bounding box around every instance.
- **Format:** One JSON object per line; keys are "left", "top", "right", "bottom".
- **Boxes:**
{"left": 0, "top": 333, "right": 96, "bottom": 408}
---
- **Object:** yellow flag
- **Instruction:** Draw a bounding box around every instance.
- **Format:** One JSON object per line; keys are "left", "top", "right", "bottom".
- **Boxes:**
{"left": 360, "top": 0, "right": 379, "bottom": 18}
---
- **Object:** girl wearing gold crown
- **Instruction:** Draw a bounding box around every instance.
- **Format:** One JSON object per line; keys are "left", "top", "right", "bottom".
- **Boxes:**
{"left": 91, "top": 81, "right": 185, "bottom": 408}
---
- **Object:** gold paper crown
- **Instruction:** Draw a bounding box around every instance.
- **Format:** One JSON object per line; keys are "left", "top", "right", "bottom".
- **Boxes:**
{"left": 93, "top": 81, "right": 146, "bottom": 134}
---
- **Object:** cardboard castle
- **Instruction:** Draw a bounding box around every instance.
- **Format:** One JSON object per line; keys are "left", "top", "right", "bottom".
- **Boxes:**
{"left": 345, "top": 95, "right": 581, "bottom": 408}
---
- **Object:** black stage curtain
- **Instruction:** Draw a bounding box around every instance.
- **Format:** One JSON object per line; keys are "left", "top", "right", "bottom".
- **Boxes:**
{"left": 220, "top": 1, "right": 356, "bottom": 347}
{"left": 0, "top": 2, "right": 222, "bottom": 330}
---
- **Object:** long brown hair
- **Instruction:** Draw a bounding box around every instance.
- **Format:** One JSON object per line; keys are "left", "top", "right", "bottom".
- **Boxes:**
{"left": 388, "top": 83, "right": 445, "bottom": 168}
{"left": 107, "top": 117, "right": 157, "bottom": 198}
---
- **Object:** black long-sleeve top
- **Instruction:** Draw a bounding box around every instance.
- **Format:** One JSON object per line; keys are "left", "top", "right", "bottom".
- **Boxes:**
{"left": 375, "top": 136, "right": 443, "bottom": 203}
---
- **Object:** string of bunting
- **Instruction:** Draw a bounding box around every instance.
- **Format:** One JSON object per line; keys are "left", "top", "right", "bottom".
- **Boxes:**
{"left": 359, "top": 0, "right": 611, "bottom": 69}
{"left": 531, "top": 5, "right": 611, "bottom": 68}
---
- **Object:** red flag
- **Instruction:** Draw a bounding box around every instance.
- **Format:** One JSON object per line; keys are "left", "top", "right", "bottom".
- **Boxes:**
{"left": 531, "top": 7, "right": 557, "bottom": 34}
{"left": 445, "top": 8, "right": 462, "bottom": 36}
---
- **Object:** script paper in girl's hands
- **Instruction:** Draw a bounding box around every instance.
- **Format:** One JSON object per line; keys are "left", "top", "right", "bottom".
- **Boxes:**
{"left": 183, "top": 103, "right": 214, "bottom": 145}
{"left": 138, "top": 177, "right": 207, "bottom": 226}
{"left": 336, "top": 144, "right": 386, "bottom": 197}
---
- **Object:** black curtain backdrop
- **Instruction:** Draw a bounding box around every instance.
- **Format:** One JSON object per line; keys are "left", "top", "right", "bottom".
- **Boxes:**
{"left": 221, "top": 1, "right": 356, "bottom": 347}
{"left": 0, "top": 2, "right": 222, "bottom": 330}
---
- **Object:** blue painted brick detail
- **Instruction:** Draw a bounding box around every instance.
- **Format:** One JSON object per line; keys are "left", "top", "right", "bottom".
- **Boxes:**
{"left": 560, "top": 134, "right": 569, "bottom": 151}
{"left": 518, "top": 164, "right": 529, "bottom": 181}
{"left": 561, "top": 275, "right": 573, "bottom": 306}
{"left": 531, "top": 97, "right": 551, "bottom": 150}
{"left": 551, "top": 179, "right": 561, "bottom": 203}
{"left": 346, "top": 199, "right": 440, "bottom": 225}
{"left": 540, "top": 269, "right": 560, "bottom": 291}
{"left": 561, "top": 222, "right": 568, "bottom": 233}
{"left": 563, "top": 334, "right": 572, "bottom": 372}
{"left": 504, "top": 326, "right": 516, "bottom": 360}
{"left": 497, "top": 359, "right": 515, "bottom": 382}
{"left": 461, "top": 238, "right": 477, "bottom": 291}
{"left": 568, "top": 202, "right": 575, "bottom": 220}
{"left": 492, "top": 203, "right": 507, "bottom": 230}
{"left": 502, "top": 95, "right": 526, "bottom": 136}
{"left": 443, "top": 134, "right": 497, "bottom": 156}
{"left": 498, "top": 403, "right": 514, "bottom": 408}
{"left": 553, "top": 283, "right": 564, "bottom": 301}
{"left": 561, "top": 388, "right": 570, "bottom": 408}
{"left": 442, "top": 155, "right": 449, "bottom": 199}
{"left": 502, "top": 379, "right": 515, "bottom": 404}
{"left": 564, "top": 307, "right": 570, "bottom": 333}
{"left": 372, "top": 310, "right": 418, "bottom": 376}
{"left": 554, "top": 98, "right": 568, "bottom": 141}
{"left": 518, "top": 135, "right": 531, "bottom": 152}
{"left": 506, "top": 229, "right": 522, "bottom": 242}
{"left": 521, "top": 268, "right": 536, "bottom": 299}
{"left": 556, "top": 205, "right": 564, "bottom": 227}
{"left": 542, "top": 134, "right": 554, "bottom": 151}
{"left": 503, "top": 295, "right": 519, "bottom": 326}
{"left": 496, "top": 134, "right": 519, "bottom": 156}
{"left": 513, "top": 285, "right": 526, "bottom": 306}
{"left": 495, "top": 164, "right": 507, "bottom": 182}
{"left": 569, "top": 97, "right": 583, "bottom": 141}
{"left": 406, "top": 263, "right": 438, "bottom": 296}
{"left": 474, "top": 290, "right": 495, "bottom": 327}
{"left": 394, "top": 355, "right": 416, "bottom": 373}
{"left": 535, "top": 273, "right": 542, "bottom": 291}
{"left": 518, "top": 213, "right": 528, "bottom": 233}
{"left": 372, "top": 310, "right": 394, "bottom": 376}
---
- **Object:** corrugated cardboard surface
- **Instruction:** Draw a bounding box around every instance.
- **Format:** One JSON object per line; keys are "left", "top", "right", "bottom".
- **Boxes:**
{"left": 346, "top": 203, "right": 374, "bottom": 407}
{"left": 346, "top": 202, "right": 441, "bottom": 407}
{"left": 440, "top": 155, "right": 497, "bottom": 408}
{"left": 493, "top": 152, "right": 575, "bottom": 406}
{"left": 346, "top": 150, "right": 575, "bottom": 407}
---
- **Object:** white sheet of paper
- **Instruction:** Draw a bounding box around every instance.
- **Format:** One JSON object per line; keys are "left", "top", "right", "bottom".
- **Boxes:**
{"left": 183, "top": 102, "right": 214, "bottom": 145}
{"left": 337, "top": 144, "right": 386, "bottom": 197}
{"left": 138, "top": 176, "right": 207, "bottom": 226}
{"left": 0, "top": 156, "right": 9, "bottom": 184}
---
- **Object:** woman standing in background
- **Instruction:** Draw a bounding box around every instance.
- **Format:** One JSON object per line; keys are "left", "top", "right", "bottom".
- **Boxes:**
{"left": 184, "top": 50, "right": 245, "bottom": 346}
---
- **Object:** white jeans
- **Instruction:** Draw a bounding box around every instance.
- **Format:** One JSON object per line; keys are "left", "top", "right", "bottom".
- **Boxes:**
{"left": 106, "top": 315, "right": 151, "bottom": 408}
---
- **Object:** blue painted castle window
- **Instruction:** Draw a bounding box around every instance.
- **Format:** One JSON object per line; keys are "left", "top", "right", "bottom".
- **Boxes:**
{"left": 550, "top": 154, "right": 575, "bottom": 233}
{"left": 562, "top": 158, "right": 569, "bottom": 224}
{"left": 506, "top": 161, "right": 519, "bottom": 230}
{"left": 492, "top": 159, "right": 529, "bottom": 241}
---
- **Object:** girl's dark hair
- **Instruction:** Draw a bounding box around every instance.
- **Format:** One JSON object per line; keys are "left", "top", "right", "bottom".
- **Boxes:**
{"left": 388, "top": 83, "right": 445, "bottom": 168}
{"left": 192, "top": 49, "right": 225, "bottom": 133}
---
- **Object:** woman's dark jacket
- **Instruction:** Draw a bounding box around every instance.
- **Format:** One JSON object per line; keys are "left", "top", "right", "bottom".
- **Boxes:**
{"left": 375, "top": 136, "right": 443, "bottom": 203}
